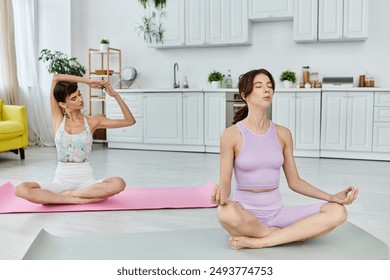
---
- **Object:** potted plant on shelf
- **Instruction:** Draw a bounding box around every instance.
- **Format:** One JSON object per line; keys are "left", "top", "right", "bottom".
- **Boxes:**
{"left": 100, "top": 39, "right": 110, "bottom": 52}
{"left": 208, "top": 70, "right": 223, "bottom": 89}
{"left": 280, "top": 70, "right": 297, "bottom": 88}
{"left": 38, "top": 49, "right": 86, "bottom": 77}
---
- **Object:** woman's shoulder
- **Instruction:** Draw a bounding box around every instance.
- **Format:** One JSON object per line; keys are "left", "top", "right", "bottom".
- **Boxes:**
{"left": 222, "top": 124, "right": 241, "bottom": 137}
{"left": 274, "top": 123, "right": 293, "bottom": 143}
{"left": 221, "top": 124, "right": 241, "bottom": 143}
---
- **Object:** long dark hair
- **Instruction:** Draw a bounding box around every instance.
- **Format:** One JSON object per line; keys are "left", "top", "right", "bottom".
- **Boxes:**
{"left": 233, "top": 68, "right": 275, "bottom": 124}
{"left": 53, "top": 82, "right": 78, "bottom": 103}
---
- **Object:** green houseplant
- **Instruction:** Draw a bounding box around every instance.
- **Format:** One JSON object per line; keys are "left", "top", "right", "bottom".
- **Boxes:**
{"left": 280, "top": 70, "right": 296, "bottom": 88}
{"left": 100, "top": 39, "right": 110, "bottom": 51}
{"left": 38, "top": 49, "right": 86, "bottom": 77}
{"left": 136, "top": 0, "right": 166, "bottom": 44}
{"left": 208, "top": 70, "right": 223, "bottom": 89}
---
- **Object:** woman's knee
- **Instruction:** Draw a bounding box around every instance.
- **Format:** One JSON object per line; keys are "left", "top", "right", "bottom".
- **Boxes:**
{"left": 323, "top": 203, "right": 347, "bottom": 226}
{"left": 15, "top": 182, "right": 37, "bottom": 199}
{"left": 217, "top": 202, "right": 245, "bottom": 228}
{"left": 108, "top": 177, "right": 126, "bottom": 193}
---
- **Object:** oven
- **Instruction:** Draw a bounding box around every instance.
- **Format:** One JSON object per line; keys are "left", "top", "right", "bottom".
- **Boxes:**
{"left": 225, "top": 92, "right": 272, "bottom": 127}
{"left": 225, "top": 92, "right": 245, "bottom": 127}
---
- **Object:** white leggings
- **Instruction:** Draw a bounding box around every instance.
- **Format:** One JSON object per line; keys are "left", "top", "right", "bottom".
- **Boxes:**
{"left": 38, "top": 161, "right": 102, "bottom": 193}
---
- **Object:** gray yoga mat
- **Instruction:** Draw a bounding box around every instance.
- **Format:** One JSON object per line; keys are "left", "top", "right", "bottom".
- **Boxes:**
{"left": 23, "top": 221, "right": 388, "bottom": 260}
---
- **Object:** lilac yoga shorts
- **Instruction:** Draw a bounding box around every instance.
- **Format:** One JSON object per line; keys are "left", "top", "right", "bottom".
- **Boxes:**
{"left": 234, "top": 188, "right": 326, "bottom": 228}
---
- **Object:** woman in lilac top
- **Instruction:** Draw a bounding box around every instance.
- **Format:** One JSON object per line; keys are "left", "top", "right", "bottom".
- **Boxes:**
{"left": 212, "top": 69, "right": 358, "bottom": 249}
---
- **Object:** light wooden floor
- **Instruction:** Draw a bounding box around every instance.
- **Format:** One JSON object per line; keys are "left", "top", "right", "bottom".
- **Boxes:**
{"left": 0, "top": 145, "right": 389, "bottom": 259}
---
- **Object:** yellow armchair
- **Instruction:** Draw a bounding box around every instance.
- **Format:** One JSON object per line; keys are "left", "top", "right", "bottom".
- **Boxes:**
{"left": 0, "top": 99, "right": 28, "bottom": 159}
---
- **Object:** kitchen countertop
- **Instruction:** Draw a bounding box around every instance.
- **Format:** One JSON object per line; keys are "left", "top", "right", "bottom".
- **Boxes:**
{"left": 321, "top": 87, "right": 389, "bottom": 92}
{"left": 115, "top": 87, "right": 390, "bottom": 93}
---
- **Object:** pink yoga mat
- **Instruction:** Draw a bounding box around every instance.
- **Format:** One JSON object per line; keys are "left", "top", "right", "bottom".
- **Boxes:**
{"left": 0, "top": 181, "right": 217, "bottom": 214}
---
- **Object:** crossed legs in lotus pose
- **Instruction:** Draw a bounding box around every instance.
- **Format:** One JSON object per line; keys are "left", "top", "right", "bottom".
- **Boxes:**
{"left": 15, "top": 177, "right": 125, "bottom": 205}
{"left": 217, "top": 201, "right": 347, "bottom": 249}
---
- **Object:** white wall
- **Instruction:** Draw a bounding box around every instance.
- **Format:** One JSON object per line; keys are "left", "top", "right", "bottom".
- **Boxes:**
{"left": 38, "top": 0, "right": 390, "bottom": 91}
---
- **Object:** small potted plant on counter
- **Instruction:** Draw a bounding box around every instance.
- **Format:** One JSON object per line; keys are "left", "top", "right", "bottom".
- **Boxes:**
{"left": 100, "top": 39, "right": 110, "bottom": 52}
{"left": 208, "top": 70, "right": 223, "bottom": 89}
{"left": 280, "top": 70, "right": 296, "bottom": 88}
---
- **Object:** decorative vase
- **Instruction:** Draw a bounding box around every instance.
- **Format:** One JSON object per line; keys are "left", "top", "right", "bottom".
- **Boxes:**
{"left": 100, "top": 43, "right": 109, "bottom": 52}
{"left": 283, "top": 80, "right": 292, "bottom": 88}
{"left": 211, "top": 81, "right": 221, "bottom": 89}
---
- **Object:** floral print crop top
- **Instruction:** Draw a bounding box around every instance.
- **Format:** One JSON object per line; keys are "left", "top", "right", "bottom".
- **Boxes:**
{"left": 54, "top": 116, "right": 92, "bottom": 163}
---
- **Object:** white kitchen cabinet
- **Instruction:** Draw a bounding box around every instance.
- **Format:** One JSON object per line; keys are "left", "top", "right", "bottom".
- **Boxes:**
{"left": 318, "top": 0, "right": 369, "bottom": 41}
{"left": 143, "top": 93, "right": 183, "bottom": 144}
{"left": 183, "top": 92, "right": 204, "bottom": 145}
{"left": 295, "top": 92, "right": 321, "bottom": 150}
{"left": 318, "top": 0, "right": 343, "bottom": 40}
{"left": 373, "top": 91, "right": 390, "bottom": 153}
{"left": 204, "top": 92, "right": 226, "bottom": 152}
{"left": 106, "top": 93, "right": 143, "bottom": 145}
{"left": 293, "top": 0, "right": 318, "bottom": 42}
{"left": 375, "top": 91, "right": 390, "bottom": 107}
{"left": 321, "top": 92, "right": 347, "bottom": 150}
{"left": 150, "top": 0, "right": 185, "bottom": 48}
{"left": 205, "top": 0, "right": 226, "bottom": 45}
{"left": 346, "top": 91, "right": 373, "bottom": 151}
{"left": 294, "top": 0, "right": 369, "bottom": 43}
{"left": 155, "top": 0, "right": 249, "bottom": 48}
{"left": 272, "top": 90, "right": 320, "bottom": 156}
{"left": 185, "top": 0, "right": 206, "bottom": 46}
{"left": 343, "top": 0, "right": 369, "bottom": 40}
{"left": 321, "top": 91, "right": 373, "bottom": 152}
{"left": 373, "top": 123, "right": 390, "bottom": 153}
{"left": 107, "top": 118, "right": 143, "bottom": 143}
{"left": 272, "top": 92, "right": 296, "bottom": 142}
{"left": 227, "top": 0, "right": 250, "bottom": 44}
{"left": 249, "top": 0, "right": 293, "bottom": 21}
{"left": 205, "top": 0, "right": 250, "bottom": 46}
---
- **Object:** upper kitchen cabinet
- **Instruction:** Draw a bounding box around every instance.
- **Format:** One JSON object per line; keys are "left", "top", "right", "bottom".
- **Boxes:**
{"left": 152, "top": 0, "right": 250, "bottom": 48}
{"left": 294, "top": 0, "right": 369, "bottom": 43}
{"left": 185, "top": 0, "right": 206, "bottom": 46}
{"left": 249, "top": 0, "right": 293, "bottom": 21}
{"left": 205, "top": 0, "right": 250, "bottom": 46}
{"left": 293, "top": 0, "right": 318, "bottom": 42}
{"left": 148, "top": 0, "right": 185, "bottom": 48}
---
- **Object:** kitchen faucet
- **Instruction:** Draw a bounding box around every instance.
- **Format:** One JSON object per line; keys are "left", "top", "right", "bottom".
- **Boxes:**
{"left": 173, "top": 62, "right": 180, "bottom": 88}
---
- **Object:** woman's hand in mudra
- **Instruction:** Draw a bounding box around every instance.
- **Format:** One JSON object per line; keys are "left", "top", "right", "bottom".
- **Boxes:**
{"left": 329, "top": 186, "right": 359, "bottom": 205}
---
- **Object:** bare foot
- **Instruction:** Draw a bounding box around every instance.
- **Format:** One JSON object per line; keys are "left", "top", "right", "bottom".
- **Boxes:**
{"left": 266, "top": 226, "right": 280, "bottom": 236}
{"left": 74, "top": 197, "right": 107, "bottom": 204}
{"left": 59, "top": 190, "right": 107, "bottom": 204}
{"left": 230, "top": 236, "right": 260, "bottom": 250}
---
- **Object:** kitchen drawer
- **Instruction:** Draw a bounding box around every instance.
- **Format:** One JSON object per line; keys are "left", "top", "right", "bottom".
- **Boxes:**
{"left": 107, "top": 118, "right": 143, "bottom": 143}
{"left": 374, "top": 107, "right": 390, "bottom": 122}
{"left": 374, "top": 92, "right": 390, "bottom": 107}
{"left": 373, "top": 122, "right": 390, "bottom": 152}
{"left": 106, "top": 93, "right": 142, "bottom": 117}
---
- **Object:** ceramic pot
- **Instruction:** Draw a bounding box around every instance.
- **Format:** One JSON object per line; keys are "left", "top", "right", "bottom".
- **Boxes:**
{"left": 283, "top": 80, "right": 292, "bottom": 88}
{"left": 211, "top": 81, "right": 221, "bottom": 89}
{"left": 100, "top": 43, "right": 109, "bottom": 52}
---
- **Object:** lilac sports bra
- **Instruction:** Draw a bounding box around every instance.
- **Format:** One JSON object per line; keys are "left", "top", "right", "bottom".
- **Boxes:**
{"left": 234, "top": 121, "right": 284, "bottom": 190}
